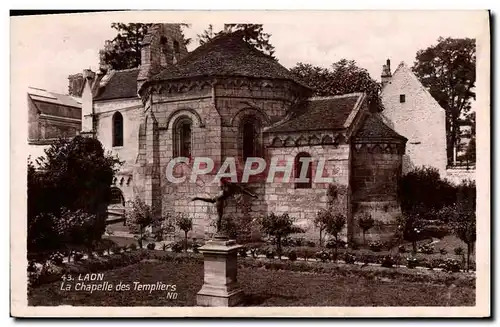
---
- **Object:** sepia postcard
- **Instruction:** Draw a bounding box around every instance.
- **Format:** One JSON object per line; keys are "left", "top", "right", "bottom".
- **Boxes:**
{"left": 10, "top": 10, "right": 490, "bottom": 317}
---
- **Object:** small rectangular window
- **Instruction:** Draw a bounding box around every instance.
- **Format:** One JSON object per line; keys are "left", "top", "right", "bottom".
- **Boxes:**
{"left": 400, "top": 94, "right": 406, "bottom": 103}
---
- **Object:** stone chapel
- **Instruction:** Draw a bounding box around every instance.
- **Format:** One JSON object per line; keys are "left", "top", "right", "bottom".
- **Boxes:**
{"left": 79, "top": 23, "right": 408, "bottom": 242}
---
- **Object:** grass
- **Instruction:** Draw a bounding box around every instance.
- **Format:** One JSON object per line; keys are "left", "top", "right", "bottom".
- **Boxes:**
{"left": 28, "top": 254, "right": 475, "bottom": 307}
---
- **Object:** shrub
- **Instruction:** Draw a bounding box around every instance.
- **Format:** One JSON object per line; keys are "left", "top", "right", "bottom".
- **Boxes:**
{"left": 192, "top": 244, "right": 200, "bottom": 254}
{"left": 250, "top": 247, "right": 259, "bottom": 258}
{"left": 406, "top": 256, "right": 418, "bottom": 269}
{"left": 439, "top": 248, "right": 447, "bottom": 255}
{"left": 399, "top": 166, "right": 457, "bottom": 215}
{"left": 454, "top": 247, "right": 464, "bottom": 255}
{"left": 49, "top": 252, "right": 64, "bottom": 265}
{"left": 129, "top": 243, "right": 137, "bottom": 251}
{"left": 381, "top": 255, "right": 395, "bottom": 268}
{"left": 287, "top": 250, "right": 297, "bottom": 261}
{"left": 443, "top": 258, "right": 461, "bottom": 272}
{"left": 306, "top": 241, "right": 316, "bottom": 247}
{"left": 344, "top": 253, "right": 356, "bottom": 264}
{"left": 73, "top": 252, "right": 84, "bottom": 262}
{"left": 261, "top": 212, "right": 304, "bottom": 259}
{"left": 171, "top": 242, "right": 183, "bottom": 253}
{"left": 238, "top": 247, "right": 248, "bottom": 257}
{"left": 295, "top": 246, "right": 317, "bottom": 261}
{"left": 419, "top": 243, "right": 435, "bottom": 254}
{"left": 146, "top": 243, "right": 156, "bottom": 250}
{"left": 95, "top": 248, "right": 105, "bottom": 256}
{"left": 316, "top": 251, "right": 330, "bottom": 262}
{"left": 263, "top": 247, "right": 275, "bottom": 259}
{"left": 369, "top": 241, "right": 383, "bottom": 252}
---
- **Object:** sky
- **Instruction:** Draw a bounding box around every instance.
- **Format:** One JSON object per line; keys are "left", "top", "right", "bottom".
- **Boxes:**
{"left": 11, "top": 11, "right": 486, "bottom": 96}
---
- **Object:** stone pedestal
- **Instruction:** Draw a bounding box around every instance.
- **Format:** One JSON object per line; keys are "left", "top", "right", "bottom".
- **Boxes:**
{"left": 196, "top": 239, "right": 244, "bottom": 307}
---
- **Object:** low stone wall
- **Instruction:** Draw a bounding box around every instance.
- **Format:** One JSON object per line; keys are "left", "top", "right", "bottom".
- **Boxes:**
{"left": 445, "top": 168, "right": 475, "bottom": 185}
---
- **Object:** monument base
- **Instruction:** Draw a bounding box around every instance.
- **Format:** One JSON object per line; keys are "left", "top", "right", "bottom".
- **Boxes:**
{"left": 196, "top": 239, "right": 244, "bottom": 307}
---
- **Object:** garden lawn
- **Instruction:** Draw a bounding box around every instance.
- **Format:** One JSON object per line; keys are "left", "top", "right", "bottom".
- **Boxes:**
{"left": 28, "top": 258, "right": 475, "bottom": 307}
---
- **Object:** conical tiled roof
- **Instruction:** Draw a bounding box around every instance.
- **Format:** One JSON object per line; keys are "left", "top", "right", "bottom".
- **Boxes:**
{"left": 149, "top": 31, "right": 309, "bottom": 88}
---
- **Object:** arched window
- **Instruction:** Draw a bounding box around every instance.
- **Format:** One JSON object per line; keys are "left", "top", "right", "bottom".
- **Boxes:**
{"left": 112, "top": 112, "right": 124, "bottom": 147}
{"left": 241, "top": 116, "right": 261, "bottom": 161}
{"left": 109, "top": 187, "right": 125, "bottom": 206}
{"left": 174, "top": 117, "right": 192, "bottom": 158}
{"left": 295, "top": 152, "right": 312, "bottom": 189}
{"left": 173, "top": 40, "right": 180, "bottom": 54}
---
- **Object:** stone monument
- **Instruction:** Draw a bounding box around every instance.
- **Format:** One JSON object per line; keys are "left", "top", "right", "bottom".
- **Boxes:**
{"left": 191, "top": 181, "right": 257, "bottom": 307}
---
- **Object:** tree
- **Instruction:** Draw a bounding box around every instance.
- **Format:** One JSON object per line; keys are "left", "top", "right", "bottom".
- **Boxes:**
{"left": 290, "top": 59, "right": 383, "bottom": 112}
{"left": 28, "top": 136, "right": 122, "bottom": 253}
{"left": 261, "top": 212, "right": 304, "bottom": 259}
{"left": 197, "top": 24, "right": 276, "bottom": 58}
{"left": 100, "top": 23, "right": 153, "bottom": 71}
{"left": 314, "top": 209, "right": 330, "bottom": 247}
{"left": 100, "top": 23, "right": 192, "bottom": 71}
{"left": 396, "top": 212, "right": 425, "bottom": 254}
{"left": 175, "top": 214, "right": 193, "bottom": 252}
{"left": 358, "top": 212, "right": 375, "bottom": 245}
{"left": 412, "top": 37, "right": 476, "bottom": 165}
{"left": 126, "top": 197, "right": 161, "bottom": 249}
{"left": 324, "top": 212, "right": 346, "bottom": 256}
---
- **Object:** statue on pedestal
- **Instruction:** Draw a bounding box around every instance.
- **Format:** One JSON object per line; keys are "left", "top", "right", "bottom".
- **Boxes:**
{"left": 191, "top": 180, "right": 257, "bottom": 239}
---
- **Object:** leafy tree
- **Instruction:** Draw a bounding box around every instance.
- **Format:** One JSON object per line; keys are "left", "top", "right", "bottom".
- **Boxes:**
{"left": 290, "top": 59, "right": 383, "bottom": 112}
{"left": 126, "top": 197, "right": 162, "bottom": 249}
{"left": 398, "top": 166, "right": 457, "bottom": 216}
{"left": 412, "top": 37, "right": 476, "bottom": 165}
{"left": 28, "top": 136, "right": 121, "bottom": 253}
{"left": 175, "top": 213, "right": 193, "bottom": 252}
{"left": 314, "top": 209, "right": 330, "bottom": 247}
{"left": 358, "top": 212, "right": 375, "bottom": 245}
{"left": 100, "top": 23, "right": 192, "bottom": 71}
{"left": 100, "top": 23, "right": 153, "bottom": 71}
{"left": 261, "top": 212, "right": 304, "bottom": 259}
{"left": 324, "top": 212, "right": 346, "bottom": 253}
{"left": 197, "top": 24, "right": 275, "bottom": 58}
{"left": 396, "top": 212, "right": 425, "bottom": 254}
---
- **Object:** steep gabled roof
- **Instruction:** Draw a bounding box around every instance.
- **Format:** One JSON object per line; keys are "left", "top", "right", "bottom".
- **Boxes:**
{"left": 94, "top": 68, "right": 140, "bottom": 101}
{"left": 381, "top": 61, "right": 444, "bottom": 110}
{"left": 265, "top": 93, "right": 364, "bottom": 133}
{"left": 149, "top": 32, "right": 309, "bottom": 88}
{"left": 355, "top": 113, "right": 407, "bottom": 141}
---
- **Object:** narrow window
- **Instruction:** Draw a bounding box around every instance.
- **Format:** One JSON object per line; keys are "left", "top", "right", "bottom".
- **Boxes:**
{"left": 400, "top": 94, "right": 406, "bottom": 103}
{"left": 173, "top": 40, "right": 180, "bottom": 54}
{"left": 112, "top": 112, "right": 124, "bottom": 147}
{"left": 174, "top": 117, "right": 192, "bottom": 158}
{"left": 295, "top": 152, "right": 312, "bottom": 189}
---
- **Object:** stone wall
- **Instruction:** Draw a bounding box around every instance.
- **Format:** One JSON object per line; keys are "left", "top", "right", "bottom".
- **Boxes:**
{"left": 265, "top": 140, "right": 350, "bottom": 240}
{"left": 350, "top": 143, "right": 403, "bottom": 243}
{"left": 446, "top": 168, "right": 476, "bottom": 185}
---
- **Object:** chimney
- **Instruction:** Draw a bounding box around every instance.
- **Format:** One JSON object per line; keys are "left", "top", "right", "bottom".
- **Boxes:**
{"left": 68, "top": 73, "right": 85, "bottom": 97}
{"left": 81, "top": 69, "right": 96, "bottom": 136}
{"left": 381, "top": 58, "right": 392, "bottom": 87}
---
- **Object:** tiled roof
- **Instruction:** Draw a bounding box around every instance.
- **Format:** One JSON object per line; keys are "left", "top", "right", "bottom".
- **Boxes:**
{"left": 94, "top": 68, "right": 140, "bottom": 101}
{"left": 355, "top": 114, "right": 407, "bottom": 141}
{"left": 265, "top": 94, "right": 363, "bottom": 133}
{"left": 149, "top": 32, "right": 309, "bottom": 88}
{"left": 28, "top": 87, "right": 82, "bottom": 108}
